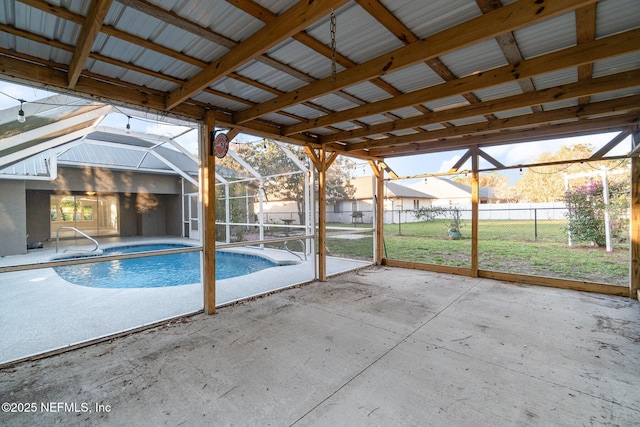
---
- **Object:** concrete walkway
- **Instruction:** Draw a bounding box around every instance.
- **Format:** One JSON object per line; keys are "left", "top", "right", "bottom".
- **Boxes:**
{"left": 1, "top": 266, "right": 639, "bottom": 426}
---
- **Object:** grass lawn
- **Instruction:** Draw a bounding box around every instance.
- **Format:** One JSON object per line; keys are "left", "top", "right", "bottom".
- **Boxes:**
{"left": 325, "top": 220, "right": 629, "bottom": 287}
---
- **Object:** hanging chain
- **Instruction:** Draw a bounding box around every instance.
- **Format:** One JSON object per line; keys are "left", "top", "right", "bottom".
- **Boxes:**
{"left": 330, "top": 10, "right": 337, "bottom": 84}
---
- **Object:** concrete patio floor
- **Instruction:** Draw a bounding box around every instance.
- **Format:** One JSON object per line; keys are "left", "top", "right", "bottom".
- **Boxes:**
{"left": 0, "top": 237, "right": 369, "bottom": 364}
{"left": 1, "top": 266, "right": 639, "bottom": 426}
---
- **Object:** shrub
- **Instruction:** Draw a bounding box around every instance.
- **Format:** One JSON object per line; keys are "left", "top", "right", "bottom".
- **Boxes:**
{"left": 565, "top": 180, "right": 629, "bottom": 247}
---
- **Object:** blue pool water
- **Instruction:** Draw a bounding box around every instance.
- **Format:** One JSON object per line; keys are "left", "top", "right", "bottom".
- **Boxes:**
{"left": 53, "top": 244, "right": 277, "bottom": 288}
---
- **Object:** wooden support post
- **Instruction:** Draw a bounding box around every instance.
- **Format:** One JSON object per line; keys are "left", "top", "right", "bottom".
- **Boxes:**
{"left": 471, "top": 148, "right": 479, "bottom": 277}
{"left": 630, "top": 156, "right": 640, "bottom": 299}
{"left": 201, "top": 111, "right": 216, "bottom": 313}
{"left": 368, "top": 161, "right": 385, "bottom": 264}
{"left": 317, "top": 147, "right": 327, "bottom": 281}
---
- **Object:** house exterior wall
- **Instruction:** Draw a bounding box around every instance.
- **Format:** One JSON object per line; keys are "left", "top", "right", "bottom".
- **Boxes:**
{"left": 26, "top": 190, "right": 51, "bottom": 244}
{"left": 0, "top": 167, "right": 186, "bottom": 256}
{"left": 25, "top": 166, "right": 181, "bottom": 194}
{"left": 0, "top": 180, "right": 27, "bottom": 256}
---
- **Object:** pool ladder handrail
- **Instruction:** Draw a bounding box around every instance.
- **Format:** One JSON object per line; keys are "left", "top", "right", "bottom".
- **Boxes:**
{"left": 55, "top": 226, "right": 100, "bottom": 254}
{"left": 284, "top": 239, "right": 306, "bottom": 261}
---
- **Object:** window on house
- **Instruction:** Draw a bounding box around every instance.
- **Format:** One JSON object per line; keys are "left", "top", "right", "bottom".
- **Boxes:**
{"left": 413, "top": 199, "right": 419, "bottom": 209}
{"left": 51, "top": 194, "right": 119, "bottom": 238}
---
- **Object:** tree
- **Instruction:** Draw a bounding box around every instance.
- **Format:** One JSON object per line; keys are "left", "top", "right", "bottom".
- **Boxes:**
{"left": 515, "top": 144, "right": 623, "bottom": 202}
{"left": 219, "top": 140, "right": 355, "bottom": 224}
{"left": 453, "top": 172, "right": 514, "bottom": 201}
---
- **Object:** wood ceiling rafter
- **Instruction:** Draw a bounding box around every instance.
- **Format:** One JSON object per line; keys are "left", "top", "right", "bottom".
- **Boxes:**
{"left": 0, "top": 50, "right": 331, "bottom": 151}
{"left": 345, "top": 95, "right": 640, "bottom": 154}
{"left": 67, "top": 0, "right": 112, "bottom": 88}
{"left": 322, "top": 69, "right": 640, "bottom": 147}
{"left": 575, "top": 3, "right": 598, "bottom": 105}
{"left": 21, "top": 0, "right": 349, "bottom": 133}
{"left": 285, "top": 28, "right": 640, "bottom": 137}
{"left": 356, "top": 0, "right": 496, "bottom": 126}
{"left": 2, "top": 0, "right": 636, "bottom": 163}
{"left": 232, "top": 0, "right": 597, "bottom": 125}
{"left": 225, "top": 0, "right": 415, "bottom": 140}
{"left": 164, "top": 0, "right": 350, "bottom": 109}
{"left": 367, "top": 114, "right": 639, "bottom": 158}
{"left": 475, "top": 0, "right": 542, "bottom": 113}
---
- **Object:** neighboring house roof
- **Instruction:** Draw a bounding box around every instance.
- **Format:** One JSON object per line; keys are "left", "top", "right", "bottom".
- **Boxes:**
{"left": 385, "top": 181, "right": 434, "bottom": 199}
{"left": 348, "top": 176, "right": 434, "bottom": 200}
{"left": 409, "top": 176, "right": 496, "bottom": 200}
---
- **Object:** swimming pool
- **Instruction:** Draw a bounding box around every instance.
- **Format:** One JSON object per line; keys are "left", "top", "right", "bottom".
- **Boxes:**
{"left": 53, "top": 244, "right": 278, "bottom": 288}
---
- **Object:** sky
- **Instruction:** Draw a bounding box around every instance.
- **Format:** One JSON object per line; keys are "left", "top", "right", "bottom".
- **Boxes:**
{"left": 1, "top": 80, "right": 631, "bottom": 185}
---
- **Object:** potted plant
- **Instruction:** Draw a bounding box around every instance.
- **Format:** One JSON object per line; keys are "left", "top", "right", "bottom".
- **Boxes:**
{"left": 447, "top": 206, "right": 463, "bottom": 239}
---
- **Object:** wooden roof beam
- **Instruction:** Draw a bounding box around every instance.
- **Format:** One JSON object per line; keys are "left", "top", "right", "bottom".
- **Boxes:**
{"left": 324, "top": 68, "right": 640, "bottom": 146}
{"left": 232, "top": 0, "right": 597, "bottom": 124}
{"left": 165, "top": 0, "right": 350, "bottom": 110}
{"left": 576, "top": 3, "right": 598, "bottom": 105}
{"left": 367, "top": 115, "right": 640, "bottom": 158}
{"left": 287, "top": 29, "right": 640, "bottom": 137}
{"left": 67, "top": 0, "right": 112, "bottom": 88}
{"left": 349, "top": 95, "right": 640, "bottom": 153}
{"left": 475, "top": 0, "right": 542, "bottom": 113}
{"left": 358, "top": 0, "right": 495, "bottom": 122}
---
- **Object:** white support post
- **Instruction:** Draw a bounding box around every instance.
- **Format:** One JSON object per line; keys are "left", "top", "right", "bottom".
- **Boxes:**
{"left": 258, "top": 181, "right": 265, "bottom": 246}
{"left": 225, "top": 182, "right": 231, "bottom": 244}
{"left": 601, "top": 169, "right": 612, "bottom": 252}
{"left": 565, "top": 174, "right": 573, "bottom": 247}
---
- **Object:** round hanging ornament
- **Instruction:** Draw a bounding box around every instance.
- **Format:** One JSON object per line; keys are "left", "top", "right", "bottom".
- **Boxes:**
{"left": 213, "top": 132, "right": 229, "bottom": 158}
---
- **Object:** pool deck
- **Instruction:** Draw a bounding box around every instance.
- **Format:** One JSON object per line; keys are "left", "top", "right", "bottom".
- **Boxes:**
{"left": 0, "top": 237, "right": 370, "bottom": 365}
{"left": 1, "top": 266, "right": 638, "bottom": 426}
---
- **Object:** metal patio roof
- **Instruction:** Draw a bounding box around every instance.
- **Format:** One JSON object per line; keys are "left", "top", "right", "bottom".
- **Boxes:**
{"left": 0, "top": 0, "right": 637, "bottom": 163}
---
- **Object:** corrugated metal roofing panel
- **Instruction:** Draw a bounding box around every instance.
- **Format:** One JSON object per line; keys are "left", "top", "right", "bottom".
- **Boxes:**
{"left": 96, "top": 34, "right": 145, "bottom": 64}
{"left": 591, "top": 89, "right": 640, "bottom": 104}
{"left": 211, "top": 77, "right": 274, "bottom": 104}
{"left": 253, "top": 0, "right": 298, "bottom": 15}
{"left": 342, "top": 81, "right": 392, "bottom": 104}
{"left": 593, "top": 52, "right": 640, "bottom": 78}
{"left": 422, "top": 95, "right": 469, "bottom": 112}
{"left": 306, "top": 127, "right": 333, "bottom": 136}
{"left": 419, "top": 123, "right": 447, "bottom": 132}
{"left": 380, "top": 63, "right": 445, "bottom": 94}
{"left": 309, "top": 93, "right": 358, "bottom": 112}
{"left": 542, "top": 99, "right": 579, "bottom": 112}
{"left": 387, "top": 107, "right": 423, "bottom": 120}
{"left": 192, "top": 92, "right": 250, "bottom": 112}
{"left": 267, "top": 39, "right": 337, "bottom": 81}
{"left": 356, "top": 114, "right": 392, "bottom": 126}
{"left": 280, "top": 104, "right": 326, "bottom": 121}
{"left": 16, "top": 38, "right": 71, "bottom": 65}
{"left": 513, "top": 12, "right": 576, "bottom": 60}
{"left": 531, "top": 68, "right": 577, "bottom": 91}
{"left": 382, "top": 0, "right": 480, "bottom": 40}
{"left": 260, "top": 113, "right": 300, "bottom": 126}
{"left": 307, "top": 3, "right": 404, "bottom": 66}
{"left": 14, "top": 3, "right": 58, "bottom": 38}
{"left": 388, "top": 128, "right": 419, "bottom": 137}
{"left": 596, "top": 0, "right": 640, "bottom": 38}
{"left": 0, "top": 152, "right": 49, "bottom": 177}
{"left": 182, "top": 38, "right": 228, "bottom": 64}
{"left": 448, "top": 116, "right": 487, "bottom": 126}
{"left": 324, "top": 121, "right": 361, "bottom": 131}
{"left": 492, "top": 107, "right": 534, "bottom": 120}
{"left": 439, "top": 39, "right": 508, "bottom": 78}
{"left": 236, "top": 61, "right": 307, "bottom": 93}
{"left": 172, "top": 0, "right": 263, "bottom": 43}
{"left": 473, "top": 81, "right": 523, "bottom": 102}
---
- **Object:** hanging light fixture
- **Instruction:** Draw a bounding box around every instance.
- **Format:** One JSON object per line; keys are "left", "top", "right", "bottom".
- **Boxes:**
{"left": 17, "top": 100, "right": 26, "bottom": 123}
{"left": 125, "top": 115, "right": 131, "bottom": 134}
